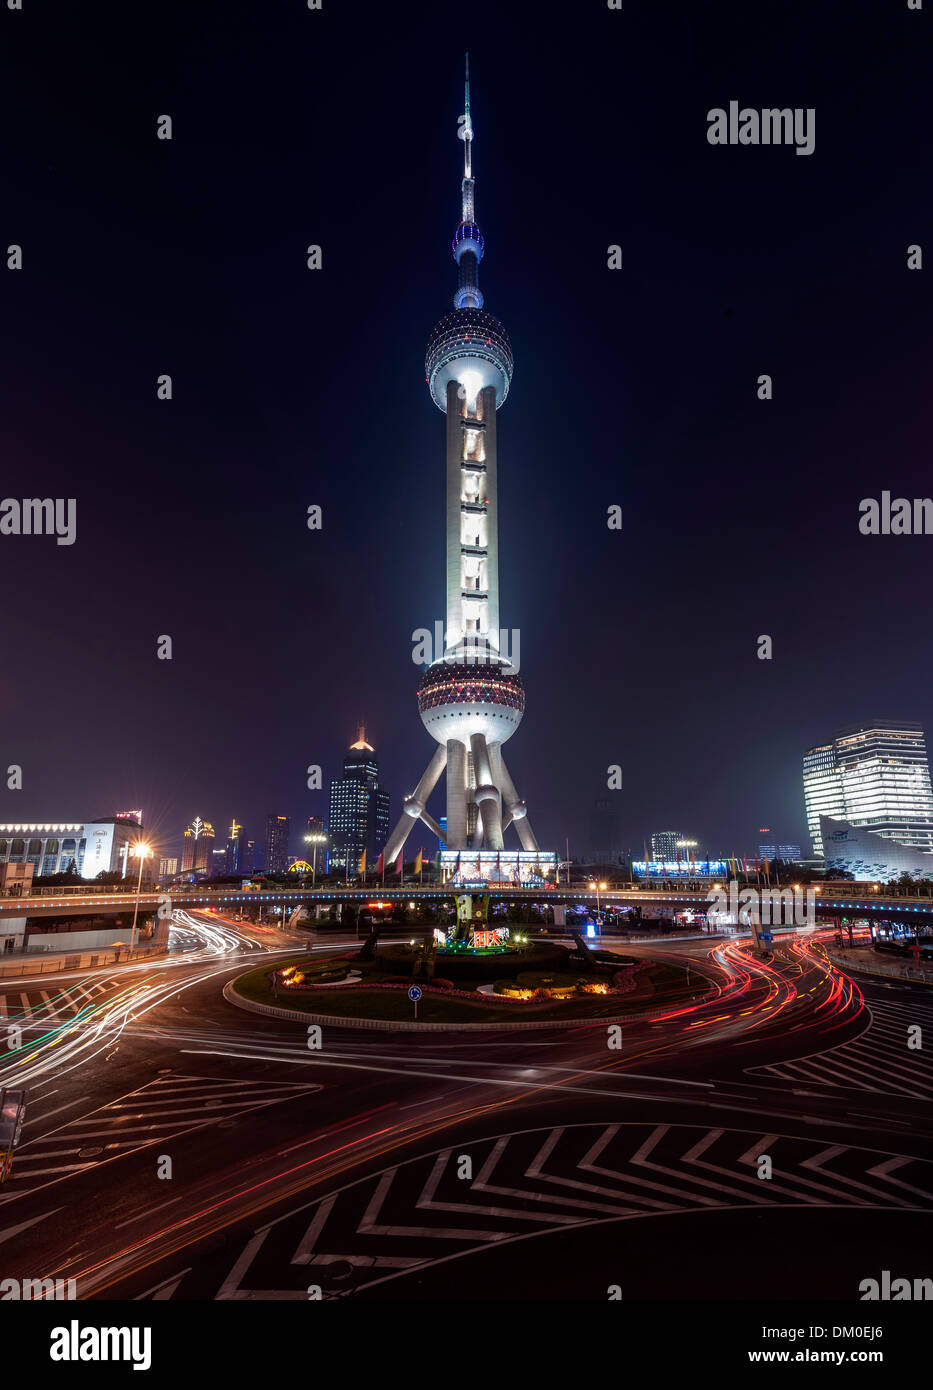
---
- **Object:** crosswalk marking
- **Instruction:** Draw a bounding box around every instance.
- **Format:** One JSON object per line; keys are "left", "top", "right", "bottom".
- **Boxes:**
{"left": 0, "top": 977, "right": 117, "bottom": 1028}
{"left": 748, "top": 1000, "right": 933, "bottom": 1098}
{"left": 8, "top": 1074, "right": 323, "bottom": 1194}
{"left": 147, "top": 1121, "right": 933, "bottom": 1300}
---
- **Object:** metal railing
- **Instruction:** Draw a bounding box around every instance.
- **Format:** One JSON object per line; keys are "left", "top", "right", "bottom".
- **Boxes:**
{"left": 0, "top": 942, "right": 167, "bottom": 979}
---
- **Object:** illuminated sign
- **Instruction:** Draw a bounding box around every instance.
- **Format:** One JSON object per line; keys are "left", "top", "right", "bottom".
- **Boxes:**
{"left": 472, "top": 928, "right": 508, "bottom": 949}
{"left": 633, "top": 859, "right": 727, "bottom": 878}
{"left": 440, "top": 849, "right": 557, "bottom": 886}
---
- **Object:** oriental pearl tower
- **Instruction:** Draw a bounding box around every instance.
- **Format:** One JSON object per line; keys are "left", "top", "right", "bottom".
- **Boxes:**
{"left": 383, "top": 56, "right": 546, "bottom": 882}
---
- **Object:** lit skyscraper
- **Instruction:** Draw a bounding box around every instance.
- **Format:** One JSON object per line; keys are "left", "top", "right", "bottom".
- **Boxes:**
{"left": 264, "top": 815, "right": 290, "bottom": 875}
{"left": 305, "top": 815, "right": 328, "bottom": 874}
{"left": 328, "top": 728, "right": 390, "bottom": 875}
{"left": 803, "top": 720, "right": 933, "bottom": 856}
{"left": 180, "top": 816, "right": 215, "bottom": 874}
{"left": 651, "top": 830, "right": 688, "bottom": 862}
{"left": 383, "top": 57, "right": 554, "bottom": 886}
{"left": 225, "top": 819, "right": 246, "bottom": 874}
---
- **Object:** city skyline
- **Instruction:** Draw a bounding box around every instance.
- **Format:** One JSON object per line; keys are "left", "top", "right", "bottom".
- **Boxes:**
{"left": 2, "top": 5, "right": 929, "bottom": 862}
{"left": 1, "top": 0, "right": 930, "bottom": 1343}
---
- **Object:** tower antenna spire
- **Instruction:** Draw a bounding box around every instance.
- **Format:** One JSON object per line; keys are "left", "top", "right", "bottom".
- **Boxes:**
{"left": 461, "top": 51, "right": 473, "bottom": 187}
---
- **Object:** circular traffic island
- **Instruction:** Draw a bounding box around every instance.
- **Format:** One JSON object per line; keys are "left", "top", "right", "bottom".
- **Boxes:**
{"left": 228, "top": 941, "right": 704, "bottom": 1029}
{"left": 373, "top": 938, "right": 569, "bottom": 981}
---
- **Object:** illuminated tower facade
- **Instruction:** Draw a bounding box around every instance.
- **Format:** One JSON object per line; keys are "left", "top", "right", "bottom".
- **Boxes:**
{"left": 180, "top": 816, "right": 215, "bottom": 874}
{"left": 384, "top": 59, "right": 552, "bottom": 884}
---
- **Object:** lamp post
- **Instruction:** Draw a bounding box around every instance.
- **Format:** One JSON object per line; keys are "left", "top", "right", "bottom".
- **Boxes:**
{"left": 303, "top": 833, "right": 327, "bottom": 889}
{"left": 677, "top": 840, "right": 697, "bottom": 887}
{"left": 129, "top": 842, "right": 152, "bottom": 953}
{"left": 588, "top": 880, "right": 607, "bottom": 919}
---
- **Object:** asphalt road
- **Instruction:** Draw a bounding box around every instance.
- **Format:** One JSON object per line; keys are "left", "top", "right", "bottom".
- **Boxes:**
{"left": 1, "top": 915, "right": 930, "bottom": 1302}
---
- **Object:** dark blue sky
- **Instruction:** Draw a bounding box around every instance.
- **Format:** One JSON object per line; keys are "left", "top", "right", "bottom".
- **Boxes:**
{"left": 0, "top": 0, "right": 929, "bottom": 862}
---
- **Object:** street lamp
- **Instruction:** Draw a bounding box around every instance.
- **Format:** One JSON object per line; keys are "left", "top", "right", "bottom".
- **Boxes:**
{"left": 677, "top": 839, "right": 698, "bottom": 883}
{"left": 129, "top": 842, "right": 152, "bottom": 952}
{"left": 588, "top": 881, "right": 607, "bottom": 916}
{"left": 303, "top": 833, "right": 327, "bottom": 889}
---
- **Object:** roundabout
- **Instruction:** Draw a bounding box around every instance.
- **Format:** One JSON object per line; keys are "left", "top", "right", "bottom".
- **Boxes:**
{"left": 228, "top": 935, "right": 705, "bottom": 1029}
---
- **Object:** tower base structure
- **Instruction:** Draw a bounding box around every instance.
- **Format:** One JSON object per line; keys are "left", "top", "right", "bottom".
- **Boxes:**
{"left": 383, "top": 725, "right": 556, "bottom": 888}
{"left": 441, "top": 848, "right": 558, "bottom": 888}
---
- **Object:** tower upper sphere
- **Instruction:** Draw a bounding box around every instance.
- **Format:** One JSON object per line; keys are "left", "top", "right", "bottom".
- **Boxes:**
{"left": 426, "top": 308, "right": 512, "bottom": 411}
{"left": 426, "top": 55, "right": 513, "bottom": 413}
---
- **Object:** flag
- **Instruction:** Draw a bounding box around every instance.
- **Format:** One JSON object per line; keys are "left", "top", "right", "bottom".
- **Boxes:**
{"left": 358, "top": 849, "right": 366, "bottom": 876}
{"left": 396, "top": 848, "right": 405, "bottom": 875}
{"left": 413, "top": 848, "right": 422, "bottom": 876}
{"left": 376, "top": 851, "right": 384, "bottom": 876}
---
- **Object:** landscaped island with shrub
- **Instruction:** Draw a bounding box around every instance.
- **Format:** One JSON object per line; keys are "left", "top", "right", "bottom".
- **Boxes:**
{"left": 232, "top": 940, "right": 707, "bottom": 1025}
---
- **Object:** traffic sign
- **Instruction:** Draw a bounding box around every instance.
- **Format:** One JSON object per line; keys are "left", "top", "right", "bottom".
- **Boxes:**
{"left": 408, "top": 985, "right": 423, "bottom": 1002}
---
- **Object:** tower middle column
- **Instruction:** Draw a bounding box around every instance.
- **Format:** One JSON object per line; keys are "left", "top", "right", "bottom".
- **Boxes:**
{"left": 480, "top": 384, "right": 499, "bottom": 649}
{"left": 445, "top": 378, "right": 463, "bottom": 652}
{"left": 446, "top": 738, "right": 468, "bottom": 849}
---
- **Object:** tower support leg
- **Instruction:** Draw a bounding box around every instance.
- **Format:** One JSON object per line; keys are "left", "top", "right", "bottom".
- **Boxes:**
{"left": 490, "top": 744, "right": 538, "bottom": 851}
{"left": 470, "top": 732, "right": 503, "bottom": 850}
{"left": 383, "top": 743, "right": 447, "bottom": 865}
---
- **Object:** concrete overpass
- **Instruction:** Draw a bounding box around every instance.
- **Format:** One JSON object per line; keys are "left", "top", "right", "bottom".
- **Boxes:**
{"left": 2, "top": 882, "right": 933, "bottom": 927}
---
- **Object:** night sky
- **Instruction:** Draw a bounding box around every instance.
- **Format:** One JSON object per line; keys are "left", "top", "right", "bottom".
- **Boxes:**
{"left": 1, "top": 0, "right": 929, "bottom": 864}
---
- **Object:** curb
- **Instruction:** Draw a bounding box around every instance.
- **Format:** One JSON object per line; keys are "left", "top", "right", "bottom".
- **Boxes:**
{"left": 824, "top": 947, "right": 933, "bottom": 988}
{"left": 222, "top": 978, "right": 712, "bottom": 1032}
{"left": 0, "top": 945, "right": 170, "bottom": 980}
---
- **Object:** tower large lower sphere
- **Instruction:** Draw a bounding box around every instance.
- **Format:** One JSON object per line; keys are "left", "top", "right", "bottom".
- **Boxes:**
{"left": 381, "top": 57, "right": 553, "bottom": 886}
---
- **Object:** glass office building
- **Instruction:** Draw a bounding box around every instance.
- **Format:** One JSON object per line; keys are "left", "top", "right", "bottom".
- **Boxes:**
{"left": 804, "top": 720, "right": 933, "bottom": 857}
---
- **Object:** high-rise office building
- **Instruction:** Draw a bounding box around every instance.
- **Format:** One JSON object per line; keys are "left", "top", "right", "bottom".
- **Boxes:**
{"left": 264, "top": 815, "right": 290, "bottom": 875}
{"left": 590, "top": 797, "right": 622, "bottom": 862}
{"left": 304, "top": 815, "right": 328, "bottom": 874}
{"left": 757, "top": 830, "right": 802, "bottom": 861}
{"left": 328, "top": 728, "right": 390, "bottom": 875}
{"left": 224, "top": 819, "right": 246, "bottom": 874}
{"left": 803, "top": 720, "right": 933, "bottom": 857}
{"left": 651, "top": 831, "right": 689, "bottom": 862}
{"left": 180, "top": 816, "right": 215, "bottom": 874}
